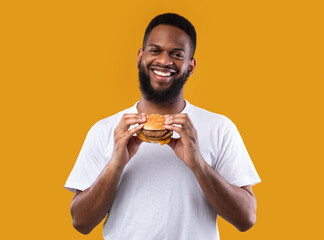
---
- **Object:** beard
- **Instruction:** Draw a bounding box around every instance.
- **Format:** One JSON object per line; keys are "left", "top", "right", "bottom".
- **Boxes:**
{"left": 138, "top": 60, "right": 190, "bottom": 104}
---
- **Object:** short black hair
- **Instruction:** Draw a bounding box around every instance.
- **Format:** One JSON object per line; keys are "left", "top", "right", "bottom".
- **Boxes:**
{"left": 143, "top": 13, "right": 197, "bottom": 59}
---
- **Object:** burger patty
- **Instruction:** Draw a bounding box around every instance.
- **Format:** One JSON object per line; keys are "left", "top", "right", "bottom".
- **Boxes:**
{"left": 142, "top": 129, "right": 171, "bottom": 138}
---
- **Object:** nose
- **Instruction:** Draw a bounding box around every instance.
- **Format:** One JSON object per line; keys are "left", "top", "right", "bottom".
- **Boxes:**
{"left": 156, "top": 51, "right": 173, "bottom": 66}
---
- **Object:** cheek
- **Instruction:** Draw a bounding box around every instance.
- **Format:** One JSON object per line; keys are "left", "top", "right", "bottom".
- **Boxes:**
{"left": 178, "top": 63, "right": 189, "bottom": 73}
{"left": 141, "top": 55, "right": 155, "bottom": 66}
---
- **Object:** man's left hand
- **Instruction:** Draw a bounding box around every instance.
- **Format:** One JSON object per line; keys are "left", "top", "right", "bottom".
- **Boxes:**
{"left": 164, "top": 114, "right": 202, "bottom": 169}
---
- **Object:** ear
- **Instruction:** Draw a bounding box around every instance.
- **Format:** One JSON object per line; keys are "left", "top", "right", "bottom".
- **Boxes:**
{"left": 188, "top": 58, "right": 196, "bottom": 76}
{"left": 137, "top": 48, "right": 143, "bottom": 69}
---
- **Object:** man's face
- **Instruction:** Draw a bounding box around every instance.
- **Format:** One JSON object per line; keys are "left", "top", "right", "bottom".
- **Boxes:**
{"left": 137, "top": 24, "right": 196, "bottom": 104}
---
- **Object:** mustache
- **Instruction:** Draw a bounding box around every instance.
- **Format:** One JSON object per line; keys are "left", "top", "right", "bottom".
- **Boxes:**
{"left": 137, "top": 58, "right": 177, "bottom": 72}
{"left": 148, "top": 63, "right": 177, "bottom": 71}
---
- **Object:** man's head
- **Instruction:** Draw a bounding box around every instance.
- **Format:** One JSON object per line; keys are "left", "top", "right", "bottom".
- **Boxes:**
{"left": 143, "top": 13, "right": 197, "bottom": 59}
{"left": 137, "top": 13, "right": 197, "bottom": 104}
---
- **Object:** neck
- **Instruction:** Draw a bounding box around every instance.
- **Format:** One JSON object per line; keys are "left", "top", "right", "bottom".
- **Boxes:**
{"left": 137, "top": 93, "right": 185, "bottom": 115}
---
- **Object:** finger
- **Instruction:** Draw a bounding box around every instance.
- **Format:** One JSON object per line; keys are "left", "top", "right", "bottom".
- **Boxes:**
{"left": 164, "top": 113, "right": 190, "bottom": 119}
{"left": 165, "top": 124, "right": 198, "bottom": 147}
{"left": 127, "top": 136, "right": 144, "bottom": 159}
{"left": 167, "top": 137, "right": 177, "bottom": 150}
{"left": 185, "top": 115, "right": 195, "bottom": 129}
{"left": 121, "top": 113, "right": 146, "bottom": 122}
{"left": 164, "top": 124, "right": 187, "bottom": 138}
{"left": 125, "top": 123, "right": 144, "bottom": 139}
{"left": 164, "top": 113, "right": 190, "bottom": 124}
{"left": 117, "top": 114, "right": 146, "bottom": 133}
{"left": 117, "top": 123, "right": 144, "bottom": 148}
{"left": 132, "top": 135, "right": 143, "bottom": 146}
{"left": 164, "top": 114, "right": 192, "bottom": 132}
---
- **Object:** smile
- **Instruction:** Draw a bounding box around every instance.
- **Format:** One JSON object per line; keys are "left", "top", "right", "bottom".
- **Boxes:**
{"left": 152, "top": 70, "right": 172, "bottom": 77}
{"left": 150, "top": 67, "right": 177, "bottom": 79}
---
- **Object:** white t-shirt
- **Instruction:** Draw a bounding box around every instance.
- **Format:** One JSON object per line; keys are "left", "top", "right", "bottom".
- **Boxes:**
{"left": 65, "top": 100, "right": 261, "bottom": 240}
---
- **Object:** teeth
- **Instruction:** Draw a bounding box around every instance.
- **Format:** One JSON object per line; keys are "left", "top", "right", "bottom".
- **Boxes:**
{"left": 153, "top": 70, "right": 171, "bottom": 77}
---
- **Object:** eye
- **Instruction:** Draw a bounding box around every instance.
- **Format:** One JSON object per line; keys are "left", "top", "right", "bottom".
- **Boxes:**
{"left": 172, "top": 52, "right": 184, "bottom": 59}
{"left": 149, "top": 49, "right": 159, "bottom": 54}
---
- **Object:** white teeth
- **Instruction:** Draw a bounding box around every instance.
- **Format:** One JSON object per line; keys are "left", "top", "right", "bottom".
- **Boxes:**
{"left": 153, "top": 70, "right": 171, "bottom": 77}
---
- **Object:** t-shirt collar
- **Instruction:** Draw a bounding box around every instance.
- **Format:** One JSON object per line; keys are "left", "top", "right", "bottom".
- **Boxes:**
{"left": 128, "top": 99, "right": 194, "bottom": 116}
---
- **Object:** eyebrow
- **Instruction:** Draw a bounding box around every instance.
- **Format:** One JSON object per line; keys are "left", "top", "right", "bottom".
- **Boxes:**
{"left": 148, "top": 44, "right": 185, "bottom": 52}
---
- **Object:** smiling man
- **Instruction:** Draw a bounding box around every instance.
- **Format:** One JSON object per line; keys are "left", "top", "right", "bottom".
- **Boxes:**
{"left": 65, "top": 13, "right": 261, "bottom": 240}
{"left": 137, "top": 23, "right": 194, "bottom": 105}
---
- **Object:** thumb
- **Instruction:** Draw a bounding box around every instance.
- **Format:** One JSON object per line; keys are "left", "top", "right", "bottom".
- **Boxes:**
{"left": 167, "top": 138, "right": 177, "bottom": 150}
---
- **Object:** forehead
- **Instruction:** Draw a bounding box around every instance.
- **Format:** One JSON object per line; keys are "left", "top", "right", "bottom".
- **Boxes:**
{"left": 145, "top": 24, "right": 191, "bottom": 50}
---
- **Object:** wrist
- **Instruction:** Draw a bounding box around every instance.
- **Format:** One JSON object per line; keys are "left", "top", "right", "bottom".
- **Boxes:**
{"left": 108, "top": 156, "right": 126, "bottom": 175}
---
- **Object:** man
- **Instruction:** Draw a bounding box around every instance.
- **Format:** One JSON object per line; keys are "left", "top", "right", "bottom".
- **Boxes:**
{"left": 65, "top": 13, "right": 261, "bottom": 239}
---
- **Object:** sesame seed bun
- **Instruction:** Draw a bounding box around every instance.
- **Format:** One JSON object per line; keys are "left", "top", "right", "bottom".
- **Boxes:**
{"left": 136, "top": 114, "right": 172, "bottom": 145}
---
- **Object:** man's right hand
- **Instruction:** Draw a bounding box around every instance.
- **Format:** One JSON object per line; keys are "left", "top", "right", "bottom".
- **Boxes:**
{"left": 70, "top": 113, "right": 146, "bottom": 235}
{"left": 110, "top": 113, "right": 146, "bottom": 169}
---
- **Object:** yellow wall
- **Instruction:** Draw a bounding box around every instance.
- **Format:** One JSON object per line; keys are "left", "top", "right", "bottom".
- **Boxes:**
{"left": 1, "top": 0, "right": 323, "bottom": 239}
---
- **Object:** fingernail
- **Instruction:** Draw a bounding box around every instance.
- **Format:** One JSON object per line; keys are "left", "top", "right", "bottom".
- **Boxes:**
{"left": 164, "top": 115, "right": 169, "bottom": 123}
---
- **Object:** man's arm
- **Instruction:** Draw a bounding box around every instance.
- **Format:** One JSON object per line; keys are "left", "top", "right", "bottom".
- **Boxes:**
{"left": 164, "top": 114, "right": 257, "bottom": 232}
{"left": 192, "top": 160, "right": 256, "bottom": 231}
{"left": 70, "top": 113, "right": 146, "bottom": 234}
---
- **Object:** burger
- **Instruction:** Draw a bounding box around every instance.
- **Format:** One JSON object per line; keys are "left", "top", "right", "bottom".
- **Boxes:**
{"left": 136, "top": 114, "right": 173, "bottom": 145}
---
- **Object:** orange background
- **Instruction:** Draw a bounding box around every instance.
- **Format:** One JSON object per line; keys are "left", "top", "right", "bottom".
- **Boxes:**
{"left": 1, "top": 0, "right": 323, "bottom": 239}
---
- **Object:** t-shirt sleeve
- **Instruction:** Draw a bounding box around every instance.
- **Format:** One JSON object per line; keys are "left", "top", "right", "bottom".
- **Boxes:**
{"left": 64, "top": 121, "right": 109, "bottom": 193}
{"left": 214, "top": 121, "right": 261, "bottom": 187}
